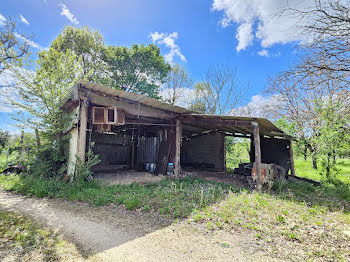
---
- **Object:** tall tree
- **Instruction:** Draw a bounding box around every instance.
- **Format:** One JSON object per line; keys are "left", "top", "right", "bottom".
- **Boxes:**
{"left": 162, "top": 64, "right": 193, "bottom": 105}
{"left": 102, "top": 44, "right": 171, "bottom": 99}
{"left": 0, "top": 18, "right": 29, "bottom": 77}
{"left": 7, "top": 48, "right": 83, "bottom": 134}
{"left": 190, "top": 65, "right": 244, "bottom": 115}
{"left": 49, "top": 25, "right": 105, "bottom": 82}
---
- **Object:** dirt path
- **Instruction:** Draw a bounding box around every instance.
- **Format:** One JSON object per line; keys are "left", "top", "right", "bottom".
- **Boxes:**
{"left": 0, "top": 191, "right": 279, "bottom": 262}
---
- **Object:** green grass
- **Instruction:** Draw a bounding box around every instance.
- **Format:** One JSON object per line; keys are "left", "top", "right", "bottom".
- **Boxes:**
{"left": 0, "top": 211, "right": 62, "bottom": 261}
{"left": 0, "top": 174, "right": 238, "bottom": 219}
{"left": 226, "top": 157, "right": 250, "bottom": 171}
{"left": 295, "top": 158, "right": 350, "bottom": 184}
{"left": 190, "top": 191, "right": 350, "bottom": 261}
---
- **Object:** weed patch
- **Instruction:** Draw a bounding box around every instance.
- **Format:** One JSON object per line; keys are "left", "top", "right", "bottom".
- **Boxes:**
{"left": 0, "top": 211, "right": 60, "bottom": 261}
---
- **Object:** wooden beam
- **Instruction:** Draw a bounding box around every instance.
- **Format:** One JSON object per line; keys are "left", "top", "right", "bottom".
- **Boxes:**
{"left": 174, "top": 119, "right": 182, "bottom": 178}
{"left": 182, "top": 130, "right": 216, "bottom": 140}
{"left": 78, "top": 99, "right": 88, "bottom": 164}
{"left": 252, "top": 121, "right": 262, "bottom": 190}
{"left": 289, "top": 141, "right": 296, "bottom": 176}
{"left": 80, "top": 89, "right": 177, "bottom": 119}
{"left": 224, "top": 133, "right": 251, "bottom": 139}
{"left": 181, "top": 116, "right": 252, "bottom": 127}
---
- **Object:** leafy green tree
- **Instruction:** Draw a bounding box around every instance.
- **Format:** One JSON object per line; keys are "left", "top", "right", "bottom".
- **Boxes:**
{"left": 5, "top": 48, "right": 84, "bottom": 176}
{"left": 0, "top": 129, "right": 9, "bottom": 148}
{"left": 102, "top": 44, "right": 171, "bottom": 98}
{"left": 0, "top": 18, "right": 29, "bottom": 77}
{"left": 8, "top": 48, "right": 83, "bottom": 133}
{"left": 49, "top": 25, "right": 105, "bottom": 82}
{"left": 314, "top": 99, "right": 350, "bottom": 179}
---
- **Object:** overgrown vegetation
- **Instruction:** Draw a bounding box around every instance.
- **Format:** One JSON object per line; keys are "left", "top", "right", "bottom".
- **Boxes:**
{"left": 0, "top": 175, "right": 238, "bottom": 218}
{"left": 0, "top": 211, "right": 78, "bottom": 261}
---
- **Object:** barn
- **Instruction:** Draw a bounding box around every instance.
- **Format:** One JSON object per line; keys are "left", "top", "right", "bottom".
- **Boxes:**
{"left": 62, "top": 80, "right": 295, "bottom": 183}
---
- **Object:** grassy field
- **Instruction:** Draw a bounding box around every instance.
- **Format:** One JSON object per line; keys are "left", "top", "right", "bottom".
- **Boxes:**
{"left": 295, "top": 158, "right": 350, "bottom": 184}
{"left": 0, "top": 211, "right": 82, "bottom": 261}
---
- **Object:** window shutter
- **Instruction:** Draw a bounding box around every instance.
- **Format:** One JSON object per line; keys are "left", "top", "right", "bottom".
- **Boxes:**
{"left": 93, "top": 107, "right": 105, "bottom": 124}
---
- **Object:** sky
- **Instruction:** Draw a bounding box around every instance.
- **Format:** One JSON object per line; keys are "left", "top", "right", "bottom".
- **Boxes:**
{"left": 0, "top": 0, "right": 312, "bottom": 133}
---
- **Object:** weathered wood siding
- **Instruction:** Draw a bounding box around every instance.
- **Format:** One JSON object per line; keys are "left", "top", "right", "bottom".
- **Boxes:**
{"left": 90, "top": 132, "right": 131, "bottom": 166}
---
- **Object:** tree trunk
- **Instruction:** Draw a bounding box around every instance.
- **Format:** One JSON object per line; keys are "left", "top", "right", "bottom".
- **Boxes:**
{"left": 326, "top": 153, "right": 331, "bottom": 178}
{"left": 35, "top": 129, "right": 41, "bottom": 147}
{"left": 333, "top": 150, "right": 336, "bottom": 164}
{"left": 304, "top": 145, "right": 307, "bottom": 161}
{"left": 311, "top": 150, "right": 318, "bottom": 169}
{"left": 19, "top": 130, "right": 24, "bottom": 157}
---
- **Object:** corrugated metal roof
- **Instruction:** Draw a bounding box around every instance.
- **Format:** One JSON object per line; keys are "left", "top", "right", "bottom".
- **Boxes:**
{"left": 183, "top": 114, "right": 282, "bottom": 133}
{"left": 77, "top": 79, "right": 194, "bottom": 114}
{"left": 180, "top": 113, "right": 292, "bottom": 139}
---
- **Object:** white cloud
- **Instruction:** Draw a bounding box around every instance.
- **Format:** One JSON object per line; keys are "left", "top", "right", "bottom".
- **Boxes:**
{"left": 19, "top": 15, "right": 29, "bottom": 25}
{"left": 149, "top": 32, "right": 186, "bottom": 64}
{"left": 14, "top": 33, "right": 45, "bottom": 50}
{"left": 236, "top": 22, "right": 253, "bottom": 51}
{"left": 59, "top": 3, "right": 79, "bottom": 25}
{"left": 230, "top": 94, "right": 282, "bottom": 120}
{"left": 0, "top": 13, "right": 6, "bottom": 26}
{"left": 212, "top": 0, "right": 316, "bottom": 52}
{"left": 257, "top": 49, "right": 269, "bottom": 57}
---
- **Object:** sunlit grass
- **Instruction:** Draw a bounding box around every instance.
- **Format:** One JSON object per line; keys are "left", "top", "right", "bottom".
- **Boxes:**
{"left": 295, "top": 158, "right": 350, "bottom": 184}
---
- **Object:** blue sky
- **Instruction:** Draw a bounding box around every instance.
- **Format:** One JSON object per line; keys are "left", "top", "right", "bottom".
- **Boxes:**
{"left": 0, "top": 0, "right": 304, "bottom": 133}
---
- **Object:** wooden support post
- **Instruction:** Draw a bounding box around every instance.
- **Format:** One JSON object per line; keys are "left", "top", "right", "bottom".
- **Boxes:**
{"left": 289, "top": 141, "right": 296, "bottom": 176}
{"left": 78, "top": 99, "right": 88, "bottom": 164}
{"left": 252, "top": 122, "right": 262, "bottom": 189}
{"left": 174, "top": 119, "right": 182, "bottom": 178}
{"left": 131, "top": 138, "right": 135, "bottom": 170}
